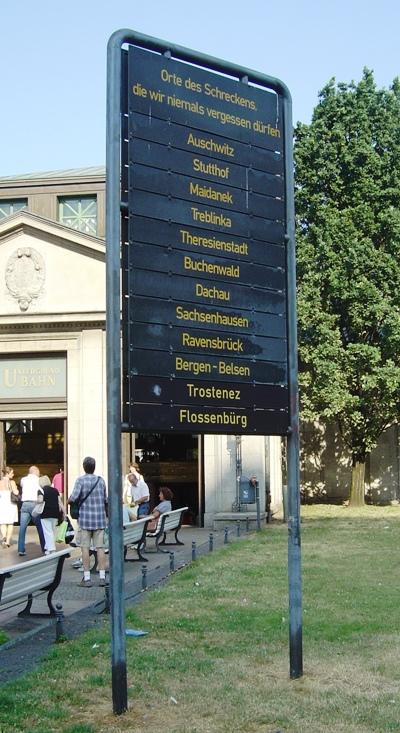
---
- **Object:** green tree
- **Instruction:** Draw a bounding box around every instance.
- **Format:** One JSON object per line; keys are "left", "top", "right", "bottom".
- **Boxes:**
{"left": 295, "top": 70, "right": 400, "bottom": 505}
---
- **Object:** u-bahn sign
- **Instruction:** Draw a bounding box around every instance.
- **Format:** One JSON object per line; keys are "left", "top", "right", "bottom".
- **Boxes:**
{"left": 121, "top": 42, "right": 294, "bottom": 435}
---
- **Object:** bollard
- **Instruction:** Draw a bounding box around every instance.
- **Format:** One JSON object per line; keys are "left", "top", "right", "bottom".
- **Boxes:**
{"left": 103, "top": 583, "right": 110, "bottom": 614}
{"left": 141, "top": 564, "right": 147, "bottom": 591}
{"left": 246, "top": 515, "right": 250, "bottom": 533}
{"left": 192, "top": 540, "right": 197, "bottom": 561}
{"left": 209, "top": 533, "right": 214, "bottom": 552}
{"left": 55, "top": 603, "right": 67, "bottom": 643}
{"left": 224, "top": 526, "right": 229, "bottom": 544}
{"left": 169, "top": 551, "right": 175, "bottom": 572}
{"left": 236, "top": 520, "right": 241, "bottom": 537}
{"left": 256, "top": 489, "right": 261, "bottom": 531}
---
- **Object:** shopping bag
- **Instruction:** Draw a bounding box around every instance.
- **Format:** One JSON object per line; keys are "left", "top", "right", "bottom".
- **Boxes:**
{"left": 56, "top": 520, "right": 68, "bottom": 543}
{"left": 64, "top": 516, "right": 75, "bottom": 544}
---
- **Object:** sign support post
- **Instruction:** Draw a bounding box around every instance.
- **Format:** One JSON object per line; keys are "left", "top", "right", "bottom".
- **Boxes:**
{"left": 283, "top": 93, "right": 303, "bottom": 678}
{"left": 106, "top": 30, "right": 128, "bottom": 715}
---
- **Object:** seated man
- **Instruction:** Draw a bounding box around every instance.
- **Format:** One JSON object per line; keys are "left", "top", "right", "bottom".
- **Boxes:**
{"left": 125, "top": 472, "right": 150, "bottom": 518}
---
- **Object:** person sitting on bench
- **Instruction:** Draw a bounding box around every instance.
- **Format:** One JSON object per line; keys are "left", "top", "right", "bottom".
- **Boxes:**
{"left": 125, "top": 472, "right": 150, "bottom": 519}
{"left": 146, "top": 487, "right": 173, "bottom": 532}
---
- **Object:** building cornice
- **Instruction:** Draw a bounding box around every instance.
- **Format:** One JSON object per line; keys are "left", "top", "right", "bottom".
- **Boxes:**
{"left": 0, "top": 210, "right": 105, "bottom": 252}
{"left": 0, "top": 317, "right": 107, "bottom": 335}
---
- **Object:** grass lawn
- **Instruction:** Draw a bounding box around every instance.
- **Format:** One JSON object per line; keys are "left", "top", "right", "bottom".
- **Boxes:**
{"left": 1, "top": 505, "right": 400, "bottom": 732}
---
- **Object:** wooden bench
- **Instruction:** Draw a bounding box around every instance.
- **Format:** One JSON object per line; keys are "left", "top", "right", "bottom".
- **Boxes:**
{"left": 0, "top": 549, "right": 70, "bottom": 618}
{"left": 145, "top": 507, "right": 189, "bottom": 553}
{"left": 123, "top": 517, "right": 151, "bottom": 562}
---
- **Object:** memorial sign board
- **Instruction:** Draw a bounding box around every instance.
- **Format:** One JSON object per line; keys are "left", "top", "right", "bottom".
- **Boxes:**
{"left": 122, "top": 44, "right": 290, "bottom": 434}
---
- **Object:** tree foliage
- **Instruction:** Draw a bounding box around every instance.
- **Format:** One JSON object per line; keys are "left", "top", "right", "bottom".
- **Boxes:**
{"left": 294, "top": 70, "right": 400, "bottom": 502}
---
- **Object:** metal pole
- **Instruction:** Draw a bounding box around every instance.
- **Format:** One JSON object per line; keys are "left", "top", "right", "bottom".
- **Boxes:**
{"left": 256, "top": 481, "right": 261, "bottom": 531}
{"left": 283, "top": 91, "right": 303, "bottom": 679}
{"left": 106, "top": 30, "right": 128, "bottom": 715}
{"left": 232, "top": 435, "right": 241, "bottom": 512}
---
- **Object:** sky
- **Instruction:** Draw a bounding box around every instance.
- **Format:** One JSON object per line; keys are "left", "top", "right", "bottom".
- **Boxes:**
{"left": 1, "top": 0, "right": 399, "bottom": 177}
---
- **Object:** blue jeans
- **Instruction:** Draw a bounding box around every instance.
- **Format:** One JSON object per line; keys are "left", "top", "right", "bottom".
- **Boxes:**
{"left": 18, "top": 501, "right": 45, "bottom": 553}
{"left": 137, "top": 502, "right": 150, "bottom": 518}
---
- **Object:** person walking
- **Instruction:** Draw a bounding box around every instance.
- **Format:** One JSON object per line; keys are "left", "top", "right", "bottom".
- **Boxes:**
{"left": 18, "top": 465, "right": 45, "bottom": 556}
{"left": 68, "top": 456, "right": 108, "bottom": 588}
{"left": 37, "top": 481, "right": 64, "bottom": 554}
{"left": 52, "top": 469, "right": 64, "bottom": 496}
{"left": 0, "top": 466, "right": 19, "bottom": 547}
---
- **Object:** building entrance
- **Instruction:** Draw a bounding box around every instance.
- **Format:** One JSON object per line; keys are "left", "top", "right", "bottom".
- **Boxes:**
{"left": 1, "top": 418, "right": 65, "bottom": 488}
{"left": 130, "top": 432, "right": 201, "bottom": 524}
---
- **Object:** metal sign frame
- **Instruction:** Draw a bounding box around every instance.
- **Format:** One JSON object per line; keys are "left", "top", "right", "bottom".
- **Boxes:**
{"left": 106, "top": 28, "right": 302, "bottom": 716}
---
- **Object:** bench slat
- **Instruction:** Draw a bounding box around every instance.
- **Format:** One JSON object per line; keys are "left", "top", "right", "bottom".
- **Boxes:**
{"left": 0, "top": 548, "right": 70, "bottom": 576}
{"left": 123, "top": 518, "right": 148, "bottom": 545}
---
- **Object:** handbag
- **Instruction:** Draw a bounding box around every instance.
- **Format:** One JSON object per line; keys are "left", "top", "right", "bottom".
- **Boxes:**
{"left": 69, "top": 477, "right": 100, "bottom": 520}
{"left": 9, "top": 480, "right": 20, "bottom": 504}
{"left": 32, "top": 500, "right": 45, "bottom": 518}
{"left": 69, "top": 500, "right": 80, "bottom": 520}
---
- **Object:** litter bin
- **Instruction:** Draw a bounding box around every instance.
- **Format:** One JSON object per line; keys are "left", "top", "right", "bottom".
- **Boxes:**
{"left": 239, "top": 478, "right": 256, "bottom": 504}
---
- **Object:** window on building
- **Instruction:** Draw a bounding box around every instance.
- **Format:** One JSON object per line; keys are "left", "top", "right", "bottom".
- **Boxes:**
{"left": 0, "top": 199, "right": 28, "bottom": 220}
{"left": 58, "top": 195, "right": 97, "bottom": 235}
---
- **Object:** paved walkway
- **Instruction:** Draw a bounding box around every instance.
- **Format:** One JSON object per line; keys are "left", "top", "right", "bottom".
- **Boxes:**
{"left": 0, "top": 523, "right": 245, "bottom": 683}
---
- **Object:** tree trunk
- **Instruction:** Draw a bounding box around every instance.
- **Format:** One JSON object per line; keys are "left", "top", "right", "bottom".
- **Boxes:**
{"left": 349, "top": 460, "right": 366, "bottom": 506}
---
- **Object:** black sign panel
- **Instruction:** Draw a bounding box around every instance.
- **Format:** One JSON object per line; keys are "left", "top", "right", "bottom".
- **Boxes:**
{"left": 128, "top": 242, "right": 285, "bottom": 290}
{"left": 129, "top": 189, "right": 284, "bottom": 243}
{"left": 130, "top": 348, "right": 288, "bottom": 385}
{"left": 123, "top": 44, "right": 289, "bottom": 435}
{"left": 131, "top": 403, "right": 289, "bottom": 436}
{"left": 129, "top": 112, "right": 284, "bottom": 175}
{"left": 131, "top": 375, "right": 288, "bottom": 410}
{"left": 129, "top": 47, "right": 284, "bottom": 152}
{"left": 128, "top": 269, "right": 285, "bottom": 314}
{"left": 128, "top": 295, "right": 286, "bottom": 339}
{"left": 130, "top": 163, "right": 284, "bottom": 220}
{"left": 130, "top": 137, "right": 284, "bottom": 197}
{"left": 129, "top": 215, "right": 286, "bottom": 267}
{"left": 130, "top": 322, "right": 287, "bottom": 362}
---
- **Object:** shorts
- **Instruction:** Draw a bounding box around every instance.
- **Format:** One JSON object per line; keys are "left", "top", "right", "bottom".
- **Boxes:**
{"left": 80, "top": 528, "right": 105, "bottom": 549}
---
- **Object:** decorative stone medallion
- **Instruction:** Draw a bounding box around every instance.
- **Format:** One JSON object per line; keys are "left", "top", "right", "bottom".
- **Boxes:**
{"left": 5, "top": 247, "right": 45, "bottom": 311}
